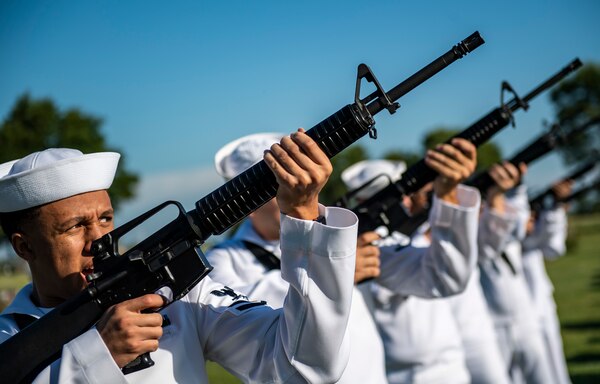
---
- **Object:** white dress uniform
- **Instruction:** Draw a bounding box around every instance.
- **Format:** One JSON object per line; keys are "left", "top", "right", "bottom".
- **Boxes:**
{"left": 446, "top": 268, "right": 510, "bottom": 384}
{"left": 522, "top": 207, "right": 571, "bottom": 384}
{"left": 477, "top": 186, "right": 553, "bottom": 384}
{"left": 369, "top": 185, "right": 481, "bottom": 384}
{"left": 207, "top": 208, "right": 388, "bottom": 384}
{"left": 0, "top": 208, "right": 358, "bottom": 384}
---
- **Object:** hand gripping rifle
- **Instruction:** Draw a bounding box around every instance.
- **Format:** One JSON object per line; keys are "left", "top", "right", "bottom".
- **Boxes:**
{"left": 337, "top": 59, "right": 582, "bottom": 237}
{"left": 530, "top": 154, "right": 599, "bottom": 212}
{"left": 558, "top": 177, "right": 600, "bottom": 206}
{"left": 397, "top": 112, "right": 598, "bottom": 238}
{"left": 0, "top": 32, "right": 483, "bottom": 383}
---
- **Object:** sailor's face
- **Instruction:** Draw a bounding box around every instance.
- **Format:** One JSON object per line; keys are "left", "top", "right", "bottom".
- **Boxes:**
{"left": 22, "top": 190, "right": 114, "bottom": 307}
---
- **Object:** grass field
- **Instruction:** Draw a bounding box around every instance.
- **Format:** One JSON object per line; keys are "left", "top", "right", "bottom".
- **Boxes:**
{"left": 546, "top": 213, "right": 600, "bottom": 383}
{"left": 1, "top": 214, "right": 599, "bottom": 383}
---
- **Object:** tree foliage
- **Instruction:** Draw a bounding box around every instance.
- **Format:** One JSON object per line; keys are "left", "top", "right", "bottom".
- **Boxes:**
{"left": 0, "top": 94, "right": 139, "bottom": 211}
{"left": 550, "top": 63, "right": 600, "bottom": 164}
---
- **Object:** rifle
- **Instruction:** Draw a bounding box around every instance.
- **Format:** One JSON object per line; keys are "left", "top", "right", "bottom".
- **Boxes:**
{"left": 0, "top": 32, "right": 484, "bottom": 383}
{"left": 529, "top": 155, "right": 598, "bottom": 212}
{"left": 337, "top": 59, "right": 582, "bottom": 236}
{"left": 558, "top": 177, "right": 600, "bottom": 205}
{"left": 397, "top": 115, "right": 599, "bottom": 237}
{"left": 467, "top": 116, "right": 600, "bottom": 193}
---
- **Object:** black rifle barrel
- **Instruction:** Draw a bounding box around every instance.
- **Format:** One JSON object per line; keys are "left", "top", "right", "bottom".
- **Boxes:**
{"left": 531, "top": 159, "right": 598, "bottom": 210}
{"left": 469, "top": 116, "right": 600, "bottom": 193}
{"left": 366, "top": 31, "right": 484, "bottom": 115}
{"left": 191, "top": 32, "right": 484, "bottom": 241}
{"left": 512, "top": 58, "right": 581, "bottom": 109}
{"left": 349, "top": 59, "right": 582, "bottom": 236}
{"left": 560, "top": 179, "right": 600, "bottom": 204}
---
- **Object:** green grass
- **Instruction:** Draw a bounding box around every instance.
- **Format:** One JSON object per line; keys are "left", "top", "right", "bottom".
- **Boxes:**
{"left": 205, "top": 361, "right": 240, "bottom": 383}
{"left": 1, "top": 214, "right": 599, "bottom": 382}
{"left": 546, "top": 213, "right": 600, "bottom": 384}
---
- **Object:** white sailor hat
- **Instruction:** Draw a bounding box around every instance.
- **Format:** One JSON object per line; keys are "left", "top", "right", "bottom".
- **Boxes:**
{"left": 341, "top": 159, "right": 406, "bottom": 200}
{"left": 0, "top": 148, "right": 120, "bottom": 212}
{"left": 214, "top": 132, "right": 284, "bottom": 180}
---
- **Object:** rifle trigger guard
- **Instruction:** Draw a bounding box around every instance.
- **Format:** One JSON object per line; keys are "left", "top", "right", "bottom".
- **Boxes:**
{"left": 354, "top": 63, "right": 398, "bottom": 139}
{"left": 500, "top": 81, "right": 528, "bottom": 128}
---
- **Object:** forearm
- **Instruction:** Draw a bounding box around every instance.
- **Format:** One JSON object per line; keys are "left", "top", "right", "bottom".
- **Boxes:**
{"left": 539, "top": 208, "right": 568, "bottom": 259}
{"left": 478, "top": 206, "right": 518, "bottom": 262}
{"left": 203, "top": 206, "right": 358, "bottom": 383}
{"left": 378, "top": 185, "right": 480, "bottom": 297}
{"left": 278, "top": 206, "right": 357, "bottom": 382}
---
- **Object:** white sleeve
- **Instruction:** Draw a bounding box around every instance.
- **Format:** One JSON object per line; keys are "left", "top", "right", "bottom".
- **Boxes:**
{"left": 505, "top": 184, "right": 531, "bottom": 241}
{"left": 477, "top": 204, "right": 518, "bottom": 263}
{"left": 377, "top": 185, "right": 481, "bottom": 298}
{"left": 524, "top": 207, "right": 567, "bottom": 260}
{"left": 200, "top": 206, "right": 358, "bottom": 383}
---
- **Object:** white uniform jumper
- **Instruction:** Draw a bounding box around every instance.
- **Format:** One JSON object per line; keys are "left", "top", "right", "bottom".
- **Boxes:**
{"left": 206, "top": 205, "right": 387, "bottom": 384}
{"left": 477, "top": 186, "right": 553, "bottom": 384}
{"left": 522, "top": 207, "right": 571, "bottom": 384}
{"left": 370, "top": 185, "right": 480, "bottom": 384}
{"left": 447, "top": 267, "right": 510, "bottom": 384}
{"left": 0, "top": 208, "right": 358, "bottom": 384}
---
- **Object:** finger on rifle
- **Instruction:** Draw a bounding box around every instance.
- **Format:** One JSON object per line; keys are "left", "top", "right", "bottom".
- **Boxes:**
{"left": 425, "top": 150, "right": 460, "bottom": 181}
{"left": 357, "top": 252, "right": 381, "bottom": 268}
{"left": 429, "top": 147, "right": 464, "bottom": 173}
{"left": 517, "top": 162, "right": 528, "bottom": 176}
{"left": 264, "top": 146, "right": 303, "bottom": 187}
{"left": 135, "top": 324, "right": 164, "bottom": 341}
{"left": 270, "top": 141, "right": 307, "bottom": 178}
{"left": 502, "top": 161, "right": 521, "bottom": 183}
{"left": 436, "top": 143, "right": 469, "bottom": 166}
{"left": 279, "top": 135, "right": 314, "bottom": 173}
{"left": 358, "top": 231, "right": 381, "bottom": 247}
{"left": 492, "top": 163, "right": 510, "bottom": 181}
{"left": 291, "top": 129, "right": 331, "bottom": 169}
{"left": 450, "top": 138, "right": 477, "bottom": 163}
{"left": 124, "top": 294, "right": 167, "bottom": 314}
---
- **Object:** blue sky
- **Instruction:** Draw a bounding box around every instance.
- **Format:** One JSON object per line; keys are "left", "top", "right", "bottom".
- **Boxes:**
{"left": 1, "top": 0, "right": 599, "bottom": 225}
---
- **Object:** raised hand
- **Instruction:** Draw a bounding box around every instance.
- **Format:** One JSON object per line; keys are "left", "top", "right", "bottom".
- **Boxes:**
{"left": 486, "top": 161, "right": 527, "bottom": 211}
{"left": 552, "top": 179, "right": 574, "bottom": 201}
{"left": 264, "top": 128, "right": 332, "bottom": 220}
{"left": 425, "top": 138, "right": 477, "bottom": 204}
{"left": 96, "top": 294, "right": 165, "bottom": 368}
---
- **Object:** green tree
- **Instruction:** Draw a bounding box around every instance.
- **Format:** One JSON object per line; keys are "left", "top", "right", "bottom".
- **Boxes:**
{"left": 550, "top": 63, "right": 600, "bottom": 164}
{"left": 0, "top": 94, "right": 139, "bottom": 215}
